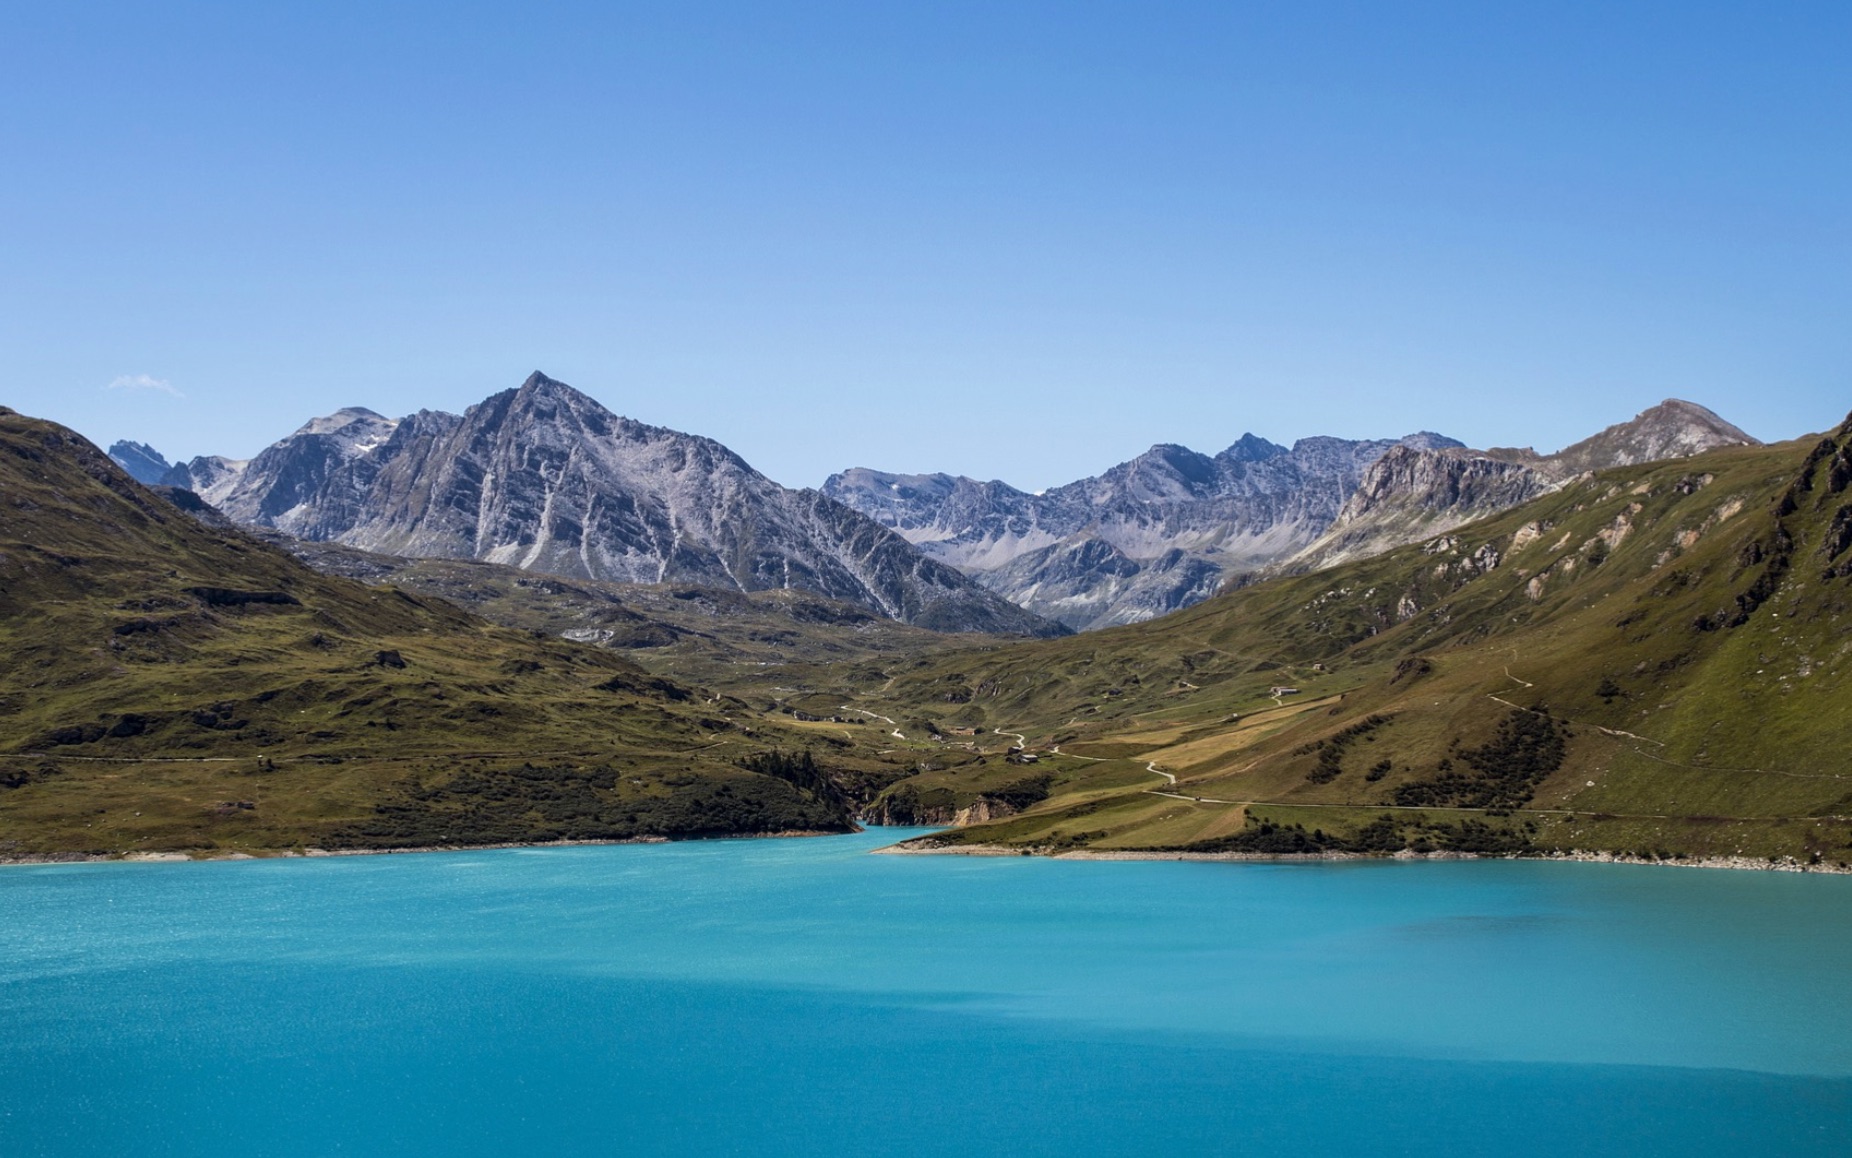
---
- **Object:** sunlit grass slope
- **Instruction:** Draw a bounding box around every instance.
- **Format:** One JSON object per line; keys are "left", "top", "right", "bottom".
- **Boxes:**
{"left": 852, "top": 415, "right": 1852, "bottom": 863}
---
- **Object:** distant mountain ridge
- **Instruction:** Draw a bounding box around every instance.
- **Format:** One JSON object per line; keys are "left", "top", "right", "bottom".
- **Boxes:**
{"left": 130, "top": 389, "right": 1759, "bottom": 636}
{"left": 159, "top": 373, "right": 1062, "bottom": 637}
{"left": 824, "top": 432, "right": 1464, "bottom": 629}
{"left": 825, "top": 400, "right": 1760, "bottom": 628}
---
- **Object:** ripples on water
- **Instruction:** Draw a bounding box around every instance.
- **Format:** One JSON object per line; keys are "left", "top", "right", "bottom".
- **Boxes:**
{"left": 3, "top": 830, "right": 1848, "bottom": 1155}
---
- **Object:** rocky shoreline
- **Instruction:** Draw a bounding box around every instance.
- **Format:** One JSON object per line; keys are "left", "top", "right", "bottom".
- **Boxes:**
{"left": 872, "top": 840, "right": 1852, "bottom": 874}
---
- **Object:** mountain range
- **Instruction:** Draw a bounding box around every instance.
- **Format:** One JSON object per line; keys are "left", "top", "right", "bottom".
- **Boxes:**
{"left": 823, "top": 400, "right": 1758, "bottom": 628}
{"left": 152, "top": 373, "right": 1060, "bottom": 638}
{"left": 117, "top": 381, "right": 1756, "bottom": 638}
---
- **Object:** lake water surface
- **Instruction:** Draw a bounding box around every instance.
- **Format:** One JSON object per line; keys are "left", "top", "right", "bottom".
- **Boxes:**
{"left": 3, "top": 829, "right": 1849, "bottom": 1155}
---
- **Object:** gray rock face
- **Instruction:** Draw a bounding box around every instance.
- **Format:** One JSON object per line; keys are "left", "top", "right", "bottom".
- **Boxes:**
{"left": 106, "top": 441, "right": 171, "bottom": 485}
{"left": 1286, "top": 447, "right": 1555, "bottom": 573}
{"left": 210, "top": 407, "right": 401, "bottom": 527}
{"left": 1287, "top": 399, "right": 1761, "bottom": 572}
{"left": 185, "top": 373, "right": 1061, "bottom": 637}
{"left": 159, "top": 454, "right": 249, "bottom": 505}
{"left": 824, "top": 432, "right": 1462, "bottom": 630}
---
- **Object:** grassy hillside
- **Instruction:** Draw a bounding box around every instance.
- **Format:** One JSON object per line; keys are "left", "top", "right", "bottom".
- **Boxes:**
{"left": 846, "top": 416, "right": 1852, "bottom": 863}
{"left": 252, "top": 532, "right": 983, "bottom": 698}
{"left": 0, "top": 408, "right": 887, "bottom": 858}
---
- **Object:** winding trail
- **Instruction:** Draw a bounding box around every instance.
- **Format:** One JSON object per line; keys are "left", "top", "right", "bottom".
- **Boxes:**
{"left": 1138, "top": 760, "right": 1245, "bottom": 806}
{"left": 841, "top": 705, "right": 905, "bottom": 741}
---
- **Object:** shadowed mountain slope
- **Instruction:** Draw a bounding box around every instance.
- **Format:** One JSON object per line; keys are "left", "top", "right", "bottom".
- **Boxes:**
{"left": 0, "top": 407, "right": 883, "bottom": 858}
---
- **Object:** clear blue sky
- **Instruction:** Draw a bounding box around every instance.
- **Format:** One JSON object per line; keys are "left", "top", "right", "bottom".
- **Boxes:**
{"left": 2, "top": 1, "right": 1847, "bottom": 491}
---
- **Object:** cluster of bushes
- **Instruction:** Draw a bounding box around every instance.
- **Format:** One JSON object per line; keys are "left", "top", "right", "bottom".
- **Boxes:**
{"left": 1168, "top": 813, "right": 1535, "bottom": 856}
{"left": 1390, "top": 708, "right": 1566, "bottom": 809}
{"left": 987, "top": 774, "right": 1054, "bottom": 811}
{"left": 328, "top": 758, "right": 855, "bottom": 849}
{"left": 1183, "top": 820, "right": 1345, "bottom": 854}
{"left": 736, "top": 749, "right": 847, "bottom": 811}
{"left": 1297, "top": 714, "right": 1394, "bottom": 785}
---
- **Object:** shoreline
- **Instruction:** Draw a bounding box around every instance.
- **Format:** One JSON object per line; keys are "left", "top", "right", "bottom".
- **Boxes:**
{"left": 0, "top": 828, "right": 849, "bottom": 867}
{"left": 871, "top": 840, "right": 1852, "bottom": 874}
{"left": 6, "top": 831, "right": 1846, "bottom": 875}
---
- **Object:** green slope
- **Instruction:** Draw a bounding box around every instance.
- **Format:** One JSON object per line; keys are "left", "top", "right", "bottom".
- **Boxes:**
{"left": 250, "top": 531, "right": 986, "bottom": 697}
{"left": 850, "top": 416, "right": 1852, "bottom": 863}
{"left": 0, "top": 408, "right": 869, "bottom": 857}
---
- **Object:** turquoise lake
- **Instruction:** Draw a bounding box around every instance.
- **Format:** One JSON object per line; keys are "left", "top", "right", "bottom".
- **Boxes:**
{"left": 3, "top": 829, "right": 1849, "bottom": 1155}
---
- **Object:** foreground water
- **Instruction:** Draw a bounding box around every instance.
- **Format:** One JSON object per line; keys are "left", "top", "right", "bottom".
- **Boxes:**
{"left": 3, "top": 830, "right": 1849, "bottom": 1156}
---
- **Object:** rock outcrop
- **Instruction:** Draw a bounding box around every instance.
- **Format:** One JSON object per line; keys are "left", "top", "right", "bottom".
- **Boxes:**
{"left": 1287, "top": 400, "right": 1760, "bottom": 573}
{"left": 1286, "top": 447, "right": 1555, "bottom": 573}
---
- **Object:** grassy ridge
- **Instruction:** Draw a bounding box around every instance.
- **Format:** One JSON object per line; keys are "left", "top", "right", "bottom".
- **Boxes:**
{"left": 0, "top": 409, "right": 876, "bottom": 857}
{"left": 848, "top": 418, "right": 1852, "bottom": 862}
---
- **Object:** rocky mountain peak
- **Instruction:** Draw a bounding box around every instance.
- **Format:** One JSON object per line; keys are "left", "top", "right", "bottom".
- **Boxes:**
{"left": 107, "top": 440, "right": 172, "bottom": 485}
{"left": 1396, "top": 431, "right": 1468, "bottom": 452}
{"left": 1121, "top": 444, "right": 1220, "bottom": 496}
{"left": 1488, "top": 398, "right": 1759, "bottom": 481}
{"left": 501, "top": 370, "right": 602, "bottom": 420}
{"left": 1218, "top": 434, "right": 1289, "bottom": 463}
{"left": 290, "top": 407, "right": 396, "bottom": 443}
{"left": 1559, "top": 398, "right": 1758, "bottom": 469}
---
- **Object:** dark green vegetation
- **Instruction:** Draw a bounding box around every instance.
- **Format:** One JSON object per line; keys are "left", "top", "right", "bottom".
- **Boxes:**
{"left": 844, "top": 413, "right": 1852, "bottom": 863}
{"left": 0, "top": 408, "right": 907, "bottom": 858}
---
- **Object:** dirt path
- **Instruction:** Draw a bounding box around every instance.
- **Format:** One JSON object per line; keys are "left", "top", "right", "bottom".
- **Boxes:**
{"left": 840, "top": 706, "right": 904, "bottom": 740}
